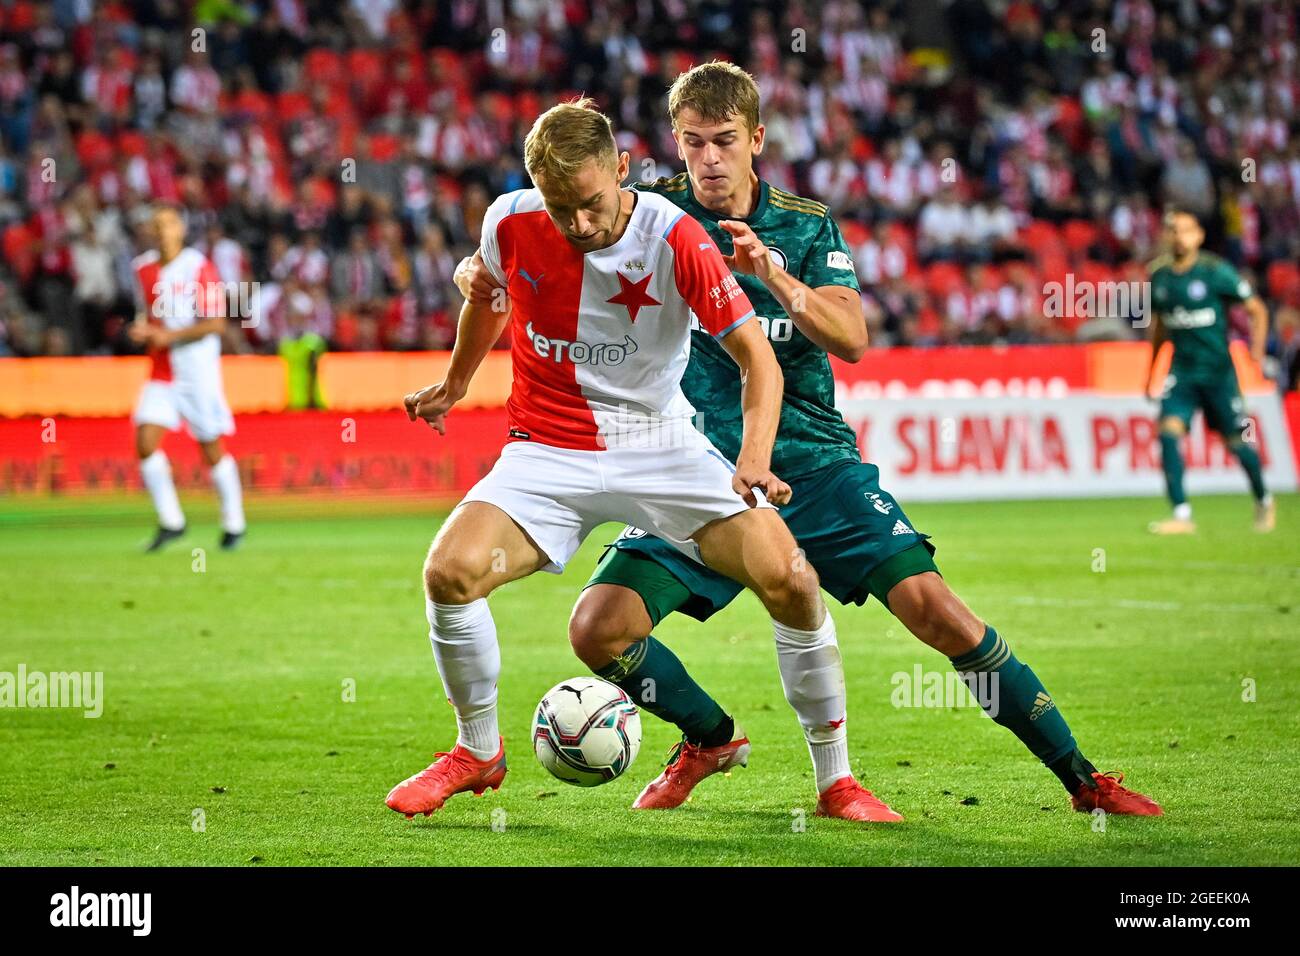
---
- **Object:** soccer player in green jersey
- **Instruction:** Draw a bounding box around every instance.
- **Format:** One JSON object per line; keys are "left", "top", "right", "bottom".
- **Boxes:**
{"left": 1144, "top": 208, "right": 1275, "bottom": 534}
{"left": 457, "top": 63, "right": 1161, "bottom": 821}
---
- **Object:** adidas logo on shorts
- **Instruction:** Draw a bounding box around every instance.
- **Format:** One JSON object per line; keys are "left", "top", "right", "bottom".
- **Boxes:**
{"left": 891, "top": 519, "right": 912, "bottom": 536}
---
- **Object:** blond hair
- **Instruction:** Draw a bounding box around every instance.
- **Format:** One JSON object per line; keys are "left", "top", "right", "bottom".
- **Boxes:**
{"left": 668, "top": 61, "right": 761, "bottom": 133}
{"left": 523, "top": 98, "right": 618, "bottom": 184}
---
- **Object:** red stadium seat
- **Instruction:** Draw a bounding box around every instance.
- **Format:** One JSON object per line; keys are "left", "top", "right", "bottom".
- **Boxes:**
{"left": 368, "top": 133, "right": 400, "bottom": 162}
{"left": 116, "top": 130, "right": 148, "bottom": 157}
{"left": 275, "top": 91, "right": 312, "bottom": 122}
{"left": 1062, "top": 219, "right": 1099, "bottom": 256}
{"left": 1267, "top": 261, "right": 1300, "bottom": 301}
{"left": 74, "top": 130, "right": 115, "bottom": 171}
{"left": 924, "top": 261, "right": 965, "bottom": 297}
{"left": 304, "top": 49, "right": 343, "bottom": 84}
{"left": 346, "top": 49, "right": 386, "bottom": 98}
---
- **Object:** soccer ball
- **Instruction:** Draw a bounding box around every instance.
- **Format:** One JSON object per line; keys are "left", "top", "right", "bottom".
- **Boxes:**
{"left": 533, "top": 677, "right": 642, "bottom": 787}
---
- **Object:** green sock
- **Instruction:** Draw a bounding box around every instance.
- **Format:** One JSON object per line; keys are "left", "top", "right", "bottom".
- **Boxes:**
{"left": 1159, "top": 431, "right": 1187, "bottom": 507}
{"left": 594, "top": 636, "right": 729, "bottom": 745}
{"left": 1229, "top": 439, "right": 1268, "bottom": 501}
{"left": 950, "top": 626, "right": 1087, "bottom": 791}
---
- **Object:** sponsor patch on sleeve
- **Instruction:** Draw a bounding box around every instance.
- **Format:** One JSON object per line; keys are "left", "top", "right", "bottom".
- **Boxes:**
{"left": 826, "top": 250, "right": 854, "bottom": 270}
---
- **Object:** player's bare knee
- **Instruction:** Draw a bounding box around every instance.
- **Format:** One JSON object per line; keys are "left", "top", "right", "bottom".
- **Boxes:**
{"left": 423, "top": 550, "right": 486, "bottom": 605}
{"left": 567, "top": 595, "right": 640, "bottom": 667}
{"left": 756, "top": 569, "right": 823, "bottom": 630}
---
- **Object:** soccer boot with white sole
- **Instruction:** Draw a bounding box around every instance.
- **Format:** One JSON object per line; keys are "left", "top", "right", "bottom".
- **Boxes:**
{"left": 386, "top": 738, "right": 507, "bottom": 818}
{"left": 1071, "top": 770, "right": 1163, "bottom": 816}
{"left": 632, "top": 730, "right": 751, "bottom": 810}
{"left": 1254, "top": 498, "right": 1276, "bottom": 533}
{"left": 815, "top": 776, "right": 905, "bottom": 823}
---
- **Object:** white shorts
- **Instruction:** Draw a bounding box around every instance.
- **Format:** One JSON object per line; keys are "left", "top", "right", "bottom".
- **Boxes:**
{"left": 459, "top": 433, "right": 771, "bottom": 573}
{"left": 133, "top": 380, "right": 235, "bottom": 443}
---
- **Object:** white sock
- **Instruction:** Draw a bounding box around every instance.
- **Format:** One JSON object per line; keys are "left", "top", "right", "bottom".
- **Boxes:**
{"left": 773, "top": 612, "right": 851, "bottom": 792}
{"left": 140, "top": 450, "right": 185, "bottom": 530}
{"left": 427, "top": 598, "right": 500, "bottom": 760}
{"left": 210, "top": 454, "right": 246, "bottom": 534}
{"left": 1173, "top": 503, "right": 1192, "bottom": 521}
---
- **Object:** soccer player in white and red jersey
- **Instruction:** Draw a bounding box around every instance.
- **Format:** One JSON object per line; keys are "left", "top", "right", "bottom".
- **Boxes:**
{"left": 128, "top": 205, "right": 246, "bottom": 552}
{"left": 385, "top": 100, "right": 839, "bottom": 818}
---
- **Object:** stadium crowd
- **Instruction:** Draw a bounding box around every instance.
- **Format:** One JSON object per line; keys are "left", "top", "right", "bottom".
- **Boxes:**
{"left": 0, "top": 0, "right": 1297, "bottom": 387}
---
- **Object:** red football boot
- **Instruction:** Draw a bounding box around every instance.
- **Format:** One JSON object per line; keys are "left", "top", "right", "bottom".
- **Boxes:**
{"left": 632, "top": 733, "right": 751, "bottom": 810}
{"left": 1071, "top": 771, "right": 1163, "bottom": 816}
{"left": 386, "top": 739, "right": 507, "bottom": 818}
{"left": 814, "top": 776, "right": 904, "bottom": 823}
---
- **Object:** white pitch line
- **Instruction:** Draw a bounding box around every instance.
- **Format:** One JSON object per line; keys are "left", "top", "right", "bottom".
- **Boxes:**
{"left": 977, "top": 595, "right": 1284, "bottom": 614}
{"left": 951, "top": 551, "right": 1300, "bottom": 576}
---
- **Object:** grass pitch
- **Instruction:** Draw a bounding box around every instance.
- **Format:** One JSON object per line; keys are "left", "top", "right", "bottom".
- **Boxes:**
{"left": 1, "top": 492, "right": 1297, "bottom": 866}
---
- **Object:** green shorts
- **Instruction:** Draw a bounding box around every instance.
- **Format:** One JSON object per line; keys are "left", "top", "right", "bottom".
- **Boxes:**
{"left": 1159, "top": 370, "right": 1249, "bottom": 439}
{"left": 584, "top": 458, "right": 939, "bottom": 626}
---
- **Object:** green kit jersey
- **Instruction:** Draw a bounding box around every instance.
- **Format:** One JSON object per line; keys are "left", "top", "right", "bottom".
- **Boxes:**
{"left": 634, "top": 174, "right": 862, "bottom": 479}
{"left": 1150, "top": 252, "right": 1254, "bottom": 381}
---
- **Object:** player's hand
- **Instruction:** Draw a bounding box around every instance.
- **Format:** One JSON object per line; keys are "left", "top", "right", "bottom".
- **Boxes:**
{"left": 732, "top": 465, "right": 792, "bottom": 508}
{"left": 403, "top": 381, "right": 462, "bottom": 435}
{"left": 453, "top": 251, "right": 502, "bottom": 305}
{"left": 128, "top": 324, "right": 170, "bottom": 348}
{"left": 718, "top": 220, "right": 775, "bottom": 281}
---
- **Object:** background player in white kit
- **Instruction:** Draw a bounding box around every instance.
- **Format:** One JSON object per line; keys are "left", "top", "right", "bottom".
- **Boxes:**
{"left": 386, "top": 101, "right": 873, "bottom": 818}
{"left": 128, "top": 205, "right": 246, "bottom": 552}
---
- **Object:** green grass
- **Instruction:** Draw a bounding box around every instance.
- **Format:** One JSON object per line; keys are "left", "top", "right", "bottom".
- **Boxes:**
{"left": 1, "top": 492, "right": 1298, "bottom": 866}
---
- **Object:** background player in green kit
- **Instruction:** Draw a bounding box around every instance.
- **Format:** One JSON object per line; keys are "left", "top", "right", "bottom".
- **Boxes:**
{"left": 457, "top": 63, "right": 1162, "bottom": 822}
{"left": 1144, "top": 209, "right": 1275, "bottom": 535}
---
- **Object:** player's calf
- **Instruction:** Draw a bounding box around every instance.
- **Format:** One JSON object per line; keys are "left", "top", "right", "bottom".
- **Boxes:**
{"left": 569, "top": 583, "right": 739, "bottom": 781}
{"left": 886, "top": 572, "right": 984, "bottom": 657}
{"left": 389, "top": 502, "right": 549, "bottom": 816}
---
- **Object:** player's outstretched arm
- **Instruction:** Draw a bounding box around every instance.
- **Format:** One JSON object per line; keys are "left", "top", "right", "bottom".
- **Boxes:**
{"left": 1143, "top": 311, "right": 1166, "bottom": 399}
{"left": 717, "top": 319, "right": 791, "bottom": 507}
{"left": 1245, "top": 295, "right": 1269, "bottom": 367}
{"left": 718, "top": 219, "right": 867, "bottom": 362}
{"left": 404, "top": 295, "right": 511, "bottom": 435}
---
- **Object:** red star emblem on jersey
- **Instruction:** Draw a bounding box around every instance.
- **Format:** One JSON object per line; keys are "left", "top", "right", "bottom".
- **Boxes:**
{"left": 606, "top": 271, "right": 661, "bottom": 324}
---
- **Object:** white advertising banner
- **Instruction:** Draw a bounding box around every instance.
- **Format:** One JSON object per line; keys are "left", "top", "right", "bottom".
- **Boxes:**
{"left": 838, "top": 392, "right": 1298, "bottom": 502}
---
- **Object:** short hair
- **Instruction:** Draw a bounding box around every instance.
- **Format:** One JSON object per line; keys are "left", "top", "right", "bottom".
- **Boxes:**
{"left": 523, "top": 98, "right": 618, "bottom": 184}
{"left": 668, "top": 60, "right": 761, "bottom": 134}
{"left": 1162, "top": 205, "right": 1202, "bottom": 228}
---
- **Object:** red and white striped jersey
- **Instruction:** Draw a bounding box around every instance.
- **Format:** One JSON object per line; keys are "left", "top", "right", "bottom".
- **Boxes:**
{"left": 480, "top": 188, "right": 756, "bottom": 451}
{"left": 132, "top": 247, "right": 224, "bottom": 385}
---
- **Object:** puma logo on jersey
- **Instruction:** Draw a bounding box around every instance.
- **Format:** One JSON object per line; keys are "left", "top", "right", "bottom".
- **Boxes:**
{"left": 518, "top": 269, "right": 543, "bottom": 292}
